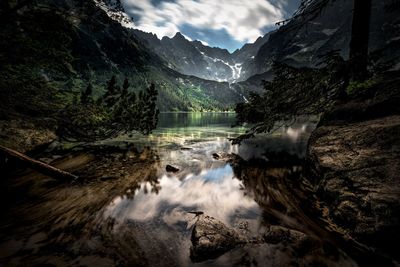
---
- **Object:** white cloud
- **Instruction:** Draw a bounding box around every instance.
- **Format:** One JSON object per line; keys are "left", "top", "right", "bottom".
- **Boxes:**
{"left": 104, "top": 167, "right": 259, "bottom": 225}
{"left": 123, "top": 0, "right": 285, "bottom": 43}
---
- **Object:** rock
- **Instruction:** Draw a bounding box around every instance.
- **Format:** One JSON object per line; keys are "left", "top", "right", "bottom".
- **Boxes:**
{"left": 166, "top": 164, "right": 179, "bottom": 173}
{"left": 263, "top": 226, "right": 317, "bottom": 256}
{"left": 212, "top": 153, "right": 220, "bottom": 159}
{"left": 306, "top": 87, "right": 400, "bottom": 259}
{"left": 263, "top": 225, "right": 306, "bottom": 244}
{"left": 190, "top": 215, "right": 246, "bottom": 262}
{"left": 212, "top": 152, "right": 242, "bottom": 165}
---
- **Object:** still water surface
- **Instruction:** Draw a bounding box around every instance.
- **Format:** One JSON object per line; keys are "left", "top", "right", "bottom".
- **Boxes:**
{"left": 101, "top": 112, "right": 326, "bottom": 266}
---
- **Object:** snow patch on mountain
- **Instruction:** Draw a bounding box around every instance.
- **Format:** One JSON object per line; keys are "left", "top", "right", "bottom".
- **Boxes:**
{"left": 93, "top": 0, "right": 135, "bottom": 28}
{"left": 198, "top": 50, "right": 243, "bottom": 82}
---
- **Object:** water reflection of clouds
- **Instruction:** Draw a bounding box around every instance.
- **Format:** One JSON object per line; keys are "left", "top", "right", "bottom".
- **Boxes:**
{"left": 107, "top": 117, "right": 316, "bottom": 229}
{"left": 101, "top": 115, "right": 320, "bottom": 266}
{"left": 104, "top": 165, "right": 260, "bottom": 226}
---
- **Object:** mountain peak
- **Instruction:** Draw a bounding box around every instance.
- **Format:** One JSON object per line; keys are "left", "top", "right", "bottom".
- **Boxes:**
{"left": 173, "top": 32, "right": 186, "bottom": 40}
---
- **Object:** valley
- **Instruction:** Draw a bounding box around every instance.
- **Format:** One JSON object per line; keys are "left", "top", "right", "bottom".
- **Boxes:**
{"left": 98, "top": 0, "right": 399, "bottom": 110}
{"left": 0, "top": 0, "right": 399, "bottom": 266}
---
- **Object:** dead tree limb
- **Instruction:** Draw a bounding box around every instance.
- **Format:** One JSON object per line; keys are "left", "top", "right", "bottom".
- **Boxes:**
{"left": 0, "top": 145, "right": 79, "bottom": 181}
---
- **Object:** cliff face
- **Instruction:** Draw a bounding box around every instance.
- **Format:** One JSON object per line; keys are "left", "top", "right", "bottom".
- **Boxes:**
{"left": 306, "top": 73, "right": 400, "bottom": 260}
{"left": 241, "top": 0, "right": 400, "bottom": 81}
{"left": 131, "top": 29, "right": 271, "bottom": 83}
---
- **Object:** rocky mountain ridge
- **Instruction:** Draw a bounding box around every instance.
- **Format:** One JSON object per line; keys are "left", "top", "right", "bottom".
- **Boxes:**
{"left": 96, "top": 0, "right": 272, "bottom": 83}
{"left": 242, "top": 0, "right": 400, "bottom": 81}
{"left": 131, "top": 29, "right": 271, "bottom": 83}
{"left": 0, "top": 0, "right": 245, "bottom": 113}
{"left": 98, "top": 0, "right": 399, "bottom": 88}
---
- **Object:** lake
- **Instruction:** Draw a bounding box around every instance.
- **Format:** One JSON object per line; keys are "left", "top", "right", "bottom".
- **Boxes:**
{"left": 98, "top": 112, "right": 350, "bottom": 266}
{"left": 0, "top": 112, "right": 359, "bottom": 266}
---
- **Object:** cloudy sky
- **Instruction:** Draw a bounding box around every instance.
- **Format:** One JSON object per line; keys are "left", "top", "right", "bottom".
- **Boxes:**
{"left": 122, "top": 0, "right": 301, "bottom": 52}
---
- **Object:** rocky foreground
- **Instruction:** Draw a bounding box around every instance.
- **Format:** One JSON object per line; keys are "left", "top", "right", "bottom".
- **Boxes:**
{"left": 198, "top": 76, "right": 400, "bottom": 265}
{"left": 190, "top": 214, "right": 328, "bottom": 264}
{"left": 306, "top": 75, "right": 400, "bottom": 260}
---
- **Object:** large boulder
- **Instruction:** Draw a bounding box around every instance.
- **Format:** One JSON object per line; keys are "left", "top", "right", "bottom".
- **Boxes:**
{"left": 190, "top": 215, "right": 247, "bottom": 262}
{"left": 306, "top": 79, "right": 400, "bottom": 258}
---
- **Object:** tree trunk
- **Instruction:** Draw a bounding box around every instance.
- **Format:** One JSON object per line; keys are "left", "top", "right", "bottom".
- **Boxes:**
{"left": 349, "top": 0, "right": 372, "bottom": 81}
{"left": 0, "top": 145, "right": 79, "bottom": 181}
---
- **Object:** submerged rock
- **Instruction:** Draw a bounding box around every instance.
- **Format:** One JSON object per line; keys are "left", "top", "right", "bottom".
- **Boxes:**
{"left": 166, "top": 164, "right": 180, "bottom": 173}
{"left": 190, "top": 215, "right": 247, "bottom": 262}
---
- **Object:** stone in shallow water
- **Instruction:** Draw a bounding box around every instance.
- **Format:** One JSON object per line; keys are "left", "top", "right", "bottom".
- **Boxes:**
{"left": 263, "top": 225, "right": 309, "bottom": 244}
{"left": 212, "top": 153, "right": 220, "bottom": 159}
{"left": 263, "top": 225, "right": 318, "bottom": 256}
{"left": 166, "top": 164, "right": 179, "bottom": 173}
{"left": 190, "top": 215, "right": 247, "bottom": 262}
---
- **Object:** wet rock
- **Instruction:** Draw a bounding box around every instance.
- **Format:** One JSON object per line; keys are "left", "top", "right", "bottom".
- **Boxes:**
{"left": 263, "top": 225, "right": 307, "bottom": 244}
{"left": 190, "top": 215, "right": 246, "bottom": 262}
{"left": 212, "top": 153, "right": 220, "bottom": 159}
{"left": 263, "top": 225, "right": 317, "bottom": 256}
{"left": 306, "top": 89, "right": 400, "bottom": 259}
{"left": 212, "top": 152, "right": 242, "bottom": 165}
{"left": 166, "top": 164, "right": 179, "bottom": 173}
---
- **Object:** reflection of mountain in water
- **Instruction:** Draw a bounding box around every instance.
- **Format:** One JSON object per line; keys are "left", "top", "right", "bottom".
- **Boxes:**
{"left": 98, "top": 116, "right": 365, "bottom": 266}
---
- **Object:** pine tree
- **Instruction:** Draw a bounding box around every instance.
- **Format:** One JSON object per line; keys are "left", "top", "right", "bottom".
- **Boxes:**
{"left": 122, "top": 77, "right": 130, "bottom": 97}
{"left": 103, "top": 75, "right": 119, "bottom": 108}
{"left": 81, "top": 82, "right": 93, "bottom": 105}
{"left": 139, "top": 83, "right": 159, "bottom": 134}
{"left": 113, "top": 78, "right": 130, "bottom": 122}
{"left": 59, "top": 78, "right": 159, "bottom": 141}
{"left": 106, "top": 75, "right": 117, "bottom": 95}
{"left": 129, "top": 91, "right": 136, "bottom": 103}
{"left": 72, "top": 92, "right": 79, "bottom": 106}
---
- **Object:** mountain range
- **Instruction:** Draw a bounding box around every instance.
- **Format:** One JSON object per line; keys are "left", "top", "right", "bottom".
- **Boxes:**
{"left": 1, "top": 0, "right": 250, "bottom": 113}
{"left": 2, "top": 0, "right": 398, "bottom": 114}
{"left": 131, "top": 30, "right": 272, "bottom": 83}
{"left": 100, "top": 0, "right": 399, "bottom": 92}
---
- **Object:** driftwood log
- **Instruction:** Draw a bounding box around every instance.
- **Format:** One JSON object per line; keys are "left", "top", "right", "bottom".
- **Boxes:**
{"left": 0, "top": 145, "right": 78, "bottom": 180}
